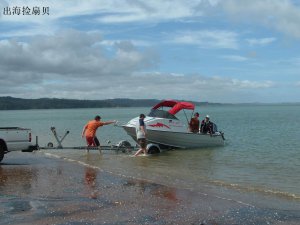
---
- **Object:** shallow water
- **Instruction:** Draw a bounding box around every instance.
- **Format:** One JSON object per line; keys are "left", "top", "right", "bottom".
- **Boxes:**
{"left": 1, "top": 104, "right": 300, "bottom": 204}
{"left": 4, "top": 152, "right": 299, "bottom": 225}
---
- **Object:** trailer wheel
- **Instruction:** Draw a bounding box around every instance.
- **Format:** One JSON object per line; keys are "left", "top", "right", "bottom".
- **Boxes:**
{"left": 117, "top": 140, "right": 132, "bottom": 153}
{"left": 47, "top": 142, "right": 54, "bottom": 148}
{"left": 117, "top": 140, "right": 131, "bottom": 148}
{"left": 0, "top": 142, "right": 5, "bottom": 162}
{"left": 147, "top": 144, "right": 160, "bottom": 154}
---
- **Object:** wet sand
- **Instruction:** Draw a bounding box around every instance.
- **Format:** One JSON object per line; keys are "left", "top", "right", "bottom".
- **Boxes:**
{"left": 0, "top": 151, "right": 299, "bottom": 225}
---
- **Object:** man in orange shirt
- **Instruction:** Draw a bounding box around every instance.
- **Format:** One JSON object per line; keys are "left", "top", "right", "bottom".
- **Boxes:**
{"left": 82, "top": 115, "right": 116, "bottom": 152}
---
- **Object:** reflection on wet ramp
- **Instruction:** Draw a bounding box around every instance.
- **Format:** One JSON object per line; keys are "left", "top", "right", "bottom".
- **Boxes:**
{"left": 0, "top": 167, "right": 37, "bottom": 194}
{"left": 123, "top": 179, "right": 178, "bottom": 202}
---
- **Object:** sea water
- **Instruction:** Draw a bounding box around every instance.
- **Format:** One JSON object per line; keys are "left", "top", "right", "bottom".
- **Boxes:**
{"left": 0, "top": 104, "right": 299, "bottom": 207}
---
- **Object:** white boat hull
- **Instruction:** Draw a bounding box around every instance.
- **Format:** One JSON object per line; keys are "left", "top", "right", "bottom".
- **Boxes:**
{"left": 122, "top": 125, "right": 225, "bottom": 149}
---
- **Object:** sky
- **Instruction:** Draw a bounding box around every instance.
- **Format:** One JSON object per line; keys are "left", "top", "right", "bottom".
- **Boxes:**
{"left": 0, "top": 0, "right": 300, "bottom": 103}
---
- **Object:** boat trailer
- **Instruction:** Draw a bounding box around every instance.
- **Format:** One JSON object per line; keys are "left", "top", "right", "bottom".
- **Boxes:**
{"left": 37, "top": 127, "right": 136, "bottom": 153}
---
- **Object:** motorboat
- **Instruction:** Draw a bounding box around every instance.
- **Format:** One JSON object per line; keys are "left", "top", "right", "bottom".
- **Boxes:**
{"left": 122, "top": 100, "right": 225, "bottom": 152}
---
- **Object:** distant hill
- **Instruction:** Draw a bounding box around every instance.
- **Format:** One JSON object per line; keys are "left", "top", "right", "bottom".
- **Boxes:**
{"left": 0, "top": 96, "right": 215, "bottom": 110}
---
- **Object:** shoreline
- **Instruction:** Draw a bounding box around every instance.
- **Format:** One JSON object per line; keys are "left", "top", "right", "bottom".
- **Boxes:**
{"left": 41, "top": 149, "right": 300, "bottom": 208}
{"left": 0, "top": 151, "right": 299, "bottom": 225}
{"left": 1, "top": 96, "right": 300, "bottom": 111}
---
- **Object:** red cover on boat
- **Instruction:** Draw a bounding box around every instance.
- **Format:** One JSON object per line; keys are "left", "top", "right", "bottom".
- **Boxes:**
{"left": 152, "top": 100, "right": 178, "bottom": 109}
{"left": 152, "top": 100, "right": 195, "bottom": 115}
{"left": 168, "top": 102, "right": 195, "bottom": 115}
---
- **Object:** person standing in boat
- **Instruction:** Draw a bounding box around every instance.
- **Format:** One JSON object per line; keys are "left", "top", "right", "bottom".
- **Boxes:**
{"left": 189, "top": 112, "right": 200, "bottom": 133}
{"left": 82, "top": 115, "right": 116, "bottom": 153}
{"left": 200, "top": 115, "right": 213, "bottom": 134}
{"left": 134, "top": 114, "right": 147, "bottom": 156}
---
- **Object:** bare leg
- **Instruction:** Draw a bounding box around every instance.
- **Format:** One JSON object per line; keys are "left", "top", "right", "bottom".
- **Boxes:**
{"left": 143, "top": 147, "right": 147, "bottom": 155}
{"left": 134, "top": 148, "right": 143, "bottom": 156}
{"left": 134, "top": 138, "right": 147, "bottom": 156}
{"left": 134, "top": 147, "right": 147, "bottom": 156}
{"left": 94, "top": 137, "right": 101, "bottom": 154}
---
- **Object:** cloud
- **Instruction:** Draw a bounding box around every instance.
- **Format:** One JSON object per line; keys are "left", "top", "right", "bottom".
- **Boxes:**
{"left": 246, "top": 37, "right": 276, "bottom": 46}
{"left": 291, "top": 57, "right": 300, "bottom": 66}
{"left": 0, "top": 1, "right": 214, "bottom": 40}
{"left": 1, "top": 0, "right": 209, "bottom": 24}
{"left": 107, "top": 74, "right": 275, "bottom": 102}
{"left": 93, "top": 1, "right": 208, "bottom": 23}
{"left": 0, "top": 55, "right": 276, "bottom": 103}
{"left": 0, "top": 29, "right": 278, "bottom": 102}
{"left": 0, "top": 30, "right": 158, "bottom": 96}
{"left": 1, "top": 0, "right": 299, "bottom": 103}
{"left": 222, "top": 0, "right": 300, "bottom": 39}
{"left": 229, "top": 78, "right": 274, "bottom": 89}
{"left": 0, "top": 30, "right": 157, "bottom": 76}
{"left": 3, "top": 0, "right": 300, "bottom": 41}
{"left": 221, "top": 55, "right": 248, "bottom": 62}
{"left": 170, "top": 30, "right": 239, "bottom": 49}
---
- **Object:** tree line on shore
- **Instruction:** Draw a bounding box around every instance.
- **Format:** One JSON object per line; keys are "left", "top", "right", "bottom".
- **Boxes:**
{"left": 0, "top": 96, "right": 214, "bottom": 110}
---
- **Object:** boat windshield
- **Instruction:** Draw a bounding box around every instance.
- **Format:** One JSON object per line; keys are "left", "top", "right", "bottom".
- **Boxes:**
{"left": 148, "top": 109, "right": 178, "bottom": 120}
